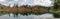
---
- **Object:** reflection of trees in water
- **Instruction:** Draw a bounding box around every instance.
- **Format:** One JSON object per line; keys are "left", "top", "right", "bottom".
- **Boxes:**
{"left": 0, "top": 11, "right": 5, "bottom": 16}
{"left": 53, "top": 13, "right": 60, "bottom": 18}
{"left": 13, "top": 13, "right": 18, "bottom": 17}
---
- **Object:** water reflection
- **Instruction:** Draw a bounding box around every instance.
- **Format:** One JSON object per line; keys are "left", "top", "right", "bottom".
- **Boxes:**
{"left": 0, "top": 12, "right": 54, "bottom": 19}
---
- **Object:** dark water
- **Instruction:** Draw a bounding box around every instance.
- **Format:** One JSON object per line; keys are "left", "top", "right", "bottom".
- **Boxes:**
{"left": 0, "top": 13, "right": 54, "bottom": 19}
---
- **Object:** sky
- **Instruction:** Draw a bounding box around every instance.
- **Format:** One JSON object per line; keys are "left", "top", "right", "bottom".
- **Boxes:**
{"left": 0, "top": 0, "right": 55, "bottom": 7}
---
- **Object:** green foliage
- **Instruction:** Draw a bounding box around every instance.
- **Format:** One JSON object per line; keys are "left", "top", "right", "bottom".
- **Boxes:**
{"left": 53, "top": 13, "right": 60, "bottom": 18}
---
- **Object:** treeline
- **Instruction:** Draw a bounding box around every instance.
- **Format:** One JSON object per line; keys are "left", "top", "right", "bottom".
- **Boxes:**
{"left": 0, "top": 5, "right": 48, "bottom": 15}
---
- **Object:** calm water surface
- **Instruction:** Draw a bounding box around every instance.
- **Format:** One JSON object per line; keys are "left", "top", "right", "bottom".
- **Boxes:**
{"left": 0, "top": 13, "right": 54, "bottom": 19}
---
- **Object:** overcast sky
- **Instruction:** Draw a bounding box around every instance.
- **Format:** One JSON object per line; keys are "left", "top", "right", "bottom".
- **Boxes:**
{"left": 0, "top": 0, "right": 55, "bottom": 7}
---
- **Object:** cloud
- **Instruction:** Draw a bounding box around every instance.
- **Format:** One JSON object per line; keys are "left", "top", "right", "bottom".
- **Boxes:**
{"left": 0, "top": 0, "right": 5, "bottom": 2}
{"left": 34, "top": 0, "right": 54, "bottom": 7}
{"left": 0, "top": 0, "right": 54, "bottom": 7}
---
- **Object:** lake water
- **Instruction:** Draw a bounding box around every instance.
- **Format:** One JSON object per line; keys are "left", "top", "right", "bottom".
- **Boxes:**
{"left": 0, "top": 13, "right": 54, "bottom": 19}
